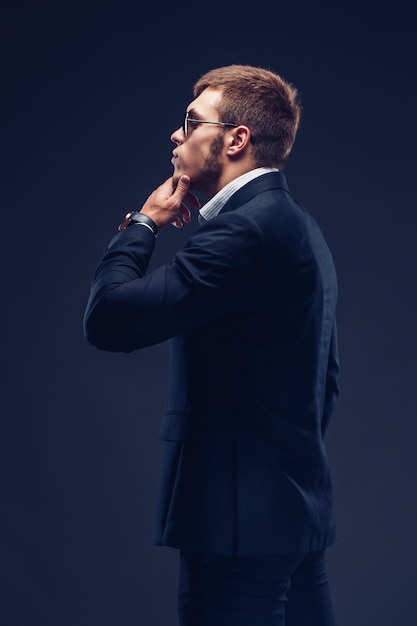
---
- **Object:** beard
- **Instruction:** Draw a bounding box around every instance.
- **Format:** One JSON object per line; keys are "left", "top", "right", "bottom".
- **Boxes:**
{"left": 195, "top": 131, "right": 224, "bottom": 192}
{"left": 174, "top": 131, "right": 225, "bottom": 196}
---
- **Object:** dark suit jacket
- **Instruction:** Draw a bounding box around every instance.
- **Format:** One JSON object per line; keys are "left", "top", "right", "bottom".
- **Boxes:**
{"left": 84, "top": 171, "right": 340, "bottom": 556}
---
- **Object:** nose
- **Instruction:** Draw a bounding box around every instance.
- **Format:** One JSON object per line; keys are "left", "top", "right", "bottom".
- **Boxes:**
{"left": 171, "top": 126, "right": 185, "bottom": 145}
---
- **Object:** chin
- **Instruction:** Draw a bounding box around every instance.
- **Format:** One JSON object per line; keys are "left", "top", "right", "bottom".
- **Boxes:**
{"left": 172, "top": 169, "right": 185, "bottom": 186}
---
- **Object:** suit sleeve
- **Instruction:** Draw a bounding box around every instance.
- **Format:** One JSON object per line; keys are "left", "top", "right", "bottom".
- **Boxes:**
{"left": 83, "top": 213, "right": 265, "bottom": 352}
{"left": 321, "top": 321, "right": 340, "bottom": 436}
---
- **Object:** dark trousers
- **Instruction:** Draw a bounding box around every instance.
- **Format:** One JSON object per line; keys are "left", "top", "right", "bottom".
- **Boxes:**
{"left": 177, "top": 549, "right": 336, "bottom": 626}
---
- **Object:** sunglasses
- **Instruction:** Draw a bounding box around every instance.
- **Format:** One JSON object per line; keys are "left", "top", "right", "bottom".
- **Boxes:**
{"left": 182, "top": 110, "right": 238, "bottom": 136}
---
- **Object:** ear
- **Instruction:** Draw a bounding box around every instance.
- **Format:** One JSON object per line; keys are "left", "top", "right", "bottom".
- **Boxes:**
{"left": 225, "top": 125, "right": 251, "bottom": 157}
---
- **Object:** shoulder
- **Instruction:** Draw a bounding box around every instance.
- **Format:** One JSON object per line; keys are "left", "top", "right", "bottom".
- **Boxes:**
{"left": 178, "top": 210, "right": 266, "bottom": 276}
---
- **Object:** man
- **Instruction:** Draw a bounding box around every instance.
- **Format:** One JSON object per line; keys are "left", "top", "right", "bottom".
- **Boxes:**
{"left": 84, "top": 64, "right": 340, "bottom": 626}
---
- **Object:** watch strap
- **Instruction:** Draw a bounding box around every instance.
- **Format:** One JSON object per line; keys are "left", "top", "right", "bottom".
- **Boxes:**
{"left": 118, "top": 211, "right": 158, "bottom": 236}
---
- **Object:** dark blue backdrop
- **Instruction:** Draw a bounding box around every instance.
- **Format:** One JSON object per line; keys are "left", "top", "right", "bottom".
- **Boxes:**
{"left": 2, "top": 1, "right": 416, "bottom": 624}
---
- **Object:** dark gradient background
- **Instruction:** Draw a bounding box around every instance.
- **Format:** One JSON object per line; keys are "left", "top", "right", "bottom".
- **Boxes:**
{"left": 2, "top": 1, "right": 416, "bottom": 624}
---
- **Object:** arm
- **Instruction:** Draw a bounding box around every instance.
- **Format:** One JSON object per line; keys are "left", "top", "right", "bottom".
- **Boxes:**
{"left": 83, "top": 184, "right": 264, "bottom": 353}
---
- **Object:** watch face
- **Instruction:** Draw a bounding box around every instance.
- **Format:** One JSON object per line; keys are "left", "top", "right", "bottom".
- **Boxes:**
{"left": 117, "top": 211, "right": 134, "bottom": 231}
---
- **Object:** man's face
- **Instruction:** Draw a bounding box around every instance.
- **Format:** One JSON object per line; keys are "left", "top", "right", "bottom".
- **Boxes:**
{"left": 171, "top": 87, "right": 227, "bottom": 196}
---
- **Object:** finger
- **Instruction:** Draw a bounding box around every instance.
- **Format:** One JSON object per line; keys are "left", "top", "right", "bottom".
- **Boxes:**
{"left": 171, "top": 203, "right": 191, "bottom": 228}
{"left": 179, "top": 202, "right": 192, "bottom": 224}
{"left": 176, "top": 174, "right": 191, "bottom": 190}
{"left": 171, "top": 175, "right": 191, "bottom": 201}
{"left": 171, "top": 216, "right": 184, "bottom": 228}
{"left": 174, "top": 176, "right": 200, "bottom": 211}
{"left": 173, "top": 176, "right": 202, "bottom": 210}
{"left": 184, "top": 190, "right": 201, "bottom": 211}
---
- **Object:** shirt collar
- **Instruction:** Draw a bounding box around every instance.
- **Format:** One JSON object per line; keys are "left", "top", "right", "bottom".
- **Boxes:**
{"left": 198, "top": 167, "right": 279, "bottom": 223}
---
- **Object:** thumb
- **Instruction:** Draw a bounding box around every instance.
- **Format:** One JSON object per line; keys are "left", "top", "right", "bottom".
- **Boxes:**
{"left": 173, "top": 175, "right": 191, "bottom": 198}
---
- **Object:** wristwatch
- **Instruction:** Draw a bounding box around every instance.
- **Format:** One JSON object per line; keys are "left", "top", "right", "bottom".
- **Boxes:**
{"left": 118, "top": 211, "right": 158, "bottom": 236}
